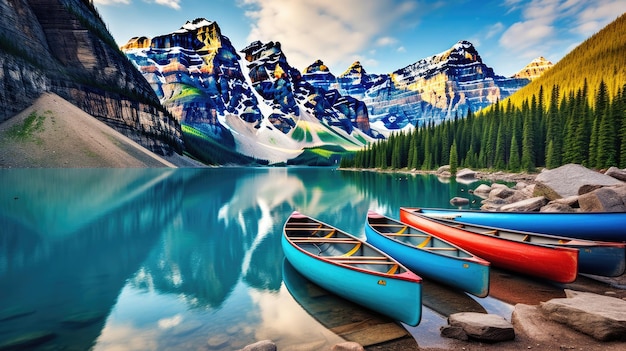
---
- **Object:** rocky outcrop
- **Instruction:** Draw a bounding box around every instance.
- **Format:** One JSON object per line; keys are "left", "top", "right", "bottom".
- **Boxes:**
{"left": 540, "top": 290, "right": 626, "bottom": 341}
{"left": 441, "top": 312, "right": 515, "bottom": 342}
{"left": 534, "top": 164, "right": 622, "bottom": 200}
{"left": 0, "top": 0, "right": 183, "bottom": 155}
{"left": 512, "top": 56, "right": 554, "bottom": 81}
{"left": 474, "top": 164, "right": 626, "bottom": 212}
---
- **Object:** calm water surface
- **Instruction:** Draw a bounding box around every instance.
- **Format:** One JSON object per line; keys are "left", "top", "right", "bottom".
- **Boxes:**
{"left": 0, "top": 168, "right": 563, "bottom": 350}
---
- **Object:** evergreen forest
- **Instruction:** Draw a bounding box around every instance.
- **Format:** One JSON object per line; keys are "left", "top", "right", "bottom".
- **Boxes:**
{"left": 341, "top": 81, "right": 626, "bottom": 172}
{"left": 341, "top": 13, "right": 626, "bottom": 173}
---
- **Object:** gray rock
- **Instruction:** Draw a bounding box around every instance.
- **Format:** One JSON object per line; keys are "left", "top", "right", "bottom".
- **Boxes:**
{"left": 578, "top": 187, "right": 626, "bottom": 212}
{"left": 331, "top": 341, "right": 365, "bottom": 351}
{"left": 540, "top": 290, "right": 626, "bottom": 341}
{"left": 489, "top": 187, "right": 516, "bottom": 199}
{"left": 238, "top": 340, "right": 277, "bottom": 351}
{"left": 535, "top": 164, "right": 622, "bottom": 200}
{"left": 472, "top": 184, "right": 492, "bottom": 198}
{"left": 514, "top": 181, "right": 528, "bottom": 190}
{"left": 447, "top": 312, "right": 515, "bottom": 342}
{"left": 605, "top": 166, "right": 626, "bottom": 181}
{"left": 437, "top": 165, "right": 451, "bottom": 174}
{"left": 456, "top": 168, "right": 477, "bottom": 179}
{"left": 480, "top": 198, "right": 507, "bottom": 211}
{"left": 440, "top": 325, "right": 469, "bottom": 340}
{"left": 500, "top": 196, "right": 547, "bottom": 212}
{"left": 450, "top": 197, "right": 470, "bottom": 206}
{"left": 540, "top": 202, "right": 577, "bottom": 212}
{"left": 552, "top": 195, "right": 580, "bottom": 207}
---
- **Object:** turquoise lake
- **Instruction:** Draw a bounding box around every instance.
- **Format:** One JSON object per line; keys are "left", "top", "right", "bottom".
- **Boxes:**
{"left": 0, "top": 168, "right": 564, "bottom": 350}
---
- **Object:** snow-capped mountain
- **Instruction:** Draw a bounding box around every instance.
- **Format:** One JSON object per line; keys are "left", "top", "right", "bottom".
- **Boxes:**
{"left": 304, "top": 41, "right": 532, "bottom": 132}
{"left": 122, "top": 19, "right": 378, "bottom": 164}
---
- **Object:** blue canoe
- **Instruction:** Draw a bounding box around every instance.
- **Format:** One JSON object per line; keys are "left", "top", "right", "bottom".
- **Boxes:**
{"left": 417, "top": 208, "right": 626, "bottom": 242}
{"left": 411, "top": 208, "right": 626, "bottom": 277}
{"left": 282, "top": 211, "right": 422, "bottom": 326}
{"left": 365, "top": 211, "right": 490, "bottom": 297}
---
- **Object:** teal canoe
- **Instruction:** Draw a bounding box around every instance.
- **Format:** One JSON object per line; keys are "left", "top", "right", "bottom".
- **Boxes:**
{"left": 365, "top": 211, "right": 490, "bottom": 297}
{"left": 282, "top": 211, "right": 422, "bottom": 326}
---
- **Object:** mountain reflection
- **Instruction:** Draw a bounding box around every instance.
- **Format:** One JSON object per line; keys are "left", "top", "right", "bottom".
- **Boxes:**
{"left": 1, "top": 168, "right": 485, "bottom": 350}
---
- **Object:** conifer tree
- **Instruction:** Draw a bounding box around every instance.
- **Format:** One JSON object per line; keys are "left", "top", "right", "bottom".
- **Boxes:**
{"left": 509, "top": 134, "right": 521, "bottom": 172}
{"left": 449, "top": 141, "right": 458, "bottom": 175}
{"left": 521, "top": 100, "right": 535, "bottom": 172}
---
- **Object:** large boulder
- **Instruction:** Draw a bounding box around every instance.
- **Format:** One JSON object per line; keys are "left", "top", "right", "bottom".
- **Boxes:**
{"left": 540, "top": 290, "right": 626, "bottom": 341}
{"left": 500, "top": 196, "right": 547, "bottom": 212}
{"left": 442, "top": 312, "right": 515, "bottom": 342}
{"left": 605, "top": 167, "right": 626, "bottom": 181}
{"left": 456, "top": 168, "right": 477, "bottom": 180}
{"left": 534, "top": 164, "right": 622, "bottom": 200}
{"left": 578, "top": 186, "right": 626, "bottom": 212}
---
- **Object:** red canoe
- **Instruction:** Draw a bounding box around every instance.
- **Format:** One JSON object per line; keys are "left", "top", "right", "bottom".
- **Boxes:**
{"left": 399, "top": 208, "right": 579, "bottom": 283}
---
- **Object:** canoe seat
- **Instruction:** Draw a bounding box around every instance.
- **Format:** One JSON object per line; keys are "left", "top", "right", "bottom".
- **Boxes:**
{"left": 484, "top": 230, "right": 498, "bottom": 236}
{"left": 323, "top": 229, "right": 336, "bottom": 238}
{"left": 342, "top": 242, "right": 362, "bottom": 257}
{"left": 521, "top": 235, "right": 530, "bottom": 242}
{"left": 396, "top": 226, "right": 408, "bottom": 234}
{"left": 417, "top": 237, "right": 431, "bottom": 248}
{"left": 387, "top": 264, "right": 399, "bottom": 274}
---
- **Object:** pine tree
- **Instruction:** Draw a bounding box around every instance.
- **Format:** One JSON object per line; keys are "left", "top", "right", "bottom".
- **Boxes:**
{"left": 509, "top": 134, "right": 521, "bottom": 172}
{"left": 545, "top": 85, "right": 561, "bottom": 168}
{"left": 449, "top": 141, "right": 458, "bottom": 176}
{"left": 521, "top": 101, "right": 535, "bottom": 172}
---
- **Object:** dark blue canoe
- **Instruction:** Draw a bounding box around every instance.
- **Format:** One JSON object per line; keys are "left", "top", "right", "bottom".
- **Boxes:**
{"left": 416, "top": 208, "right": 626, "bottom": 242}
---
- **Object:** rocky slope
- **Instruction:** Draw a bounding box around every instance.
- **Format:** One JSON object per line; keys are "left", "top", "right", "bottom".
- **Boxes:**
{"left": 122, "top": 19, "right": 379, "bottom": 164}
{"left": 0, "top": 0, "right": 183, "bottom": 156}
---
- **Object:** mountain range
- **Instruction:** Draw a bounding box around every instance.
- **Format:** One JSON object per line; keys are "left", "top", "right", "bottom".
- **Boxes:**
{"left": 0, "top": 2, "right": 554, "bottom": 167}
{"left": 121, "top": 18, "right": 548, "bottom": 165}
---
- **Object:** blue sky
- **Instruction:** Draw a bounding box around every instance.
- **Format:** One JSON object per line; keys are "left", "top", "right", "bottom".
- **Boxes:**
{"left": 94, "top": 0, "right": 626, "bottom": 76}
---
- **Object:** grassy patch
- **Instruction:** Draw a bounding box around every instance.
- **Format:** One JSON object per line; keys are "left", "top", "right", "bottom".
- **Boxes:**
{"left": 7, "top": 111, "right": 46, "bottom": 141}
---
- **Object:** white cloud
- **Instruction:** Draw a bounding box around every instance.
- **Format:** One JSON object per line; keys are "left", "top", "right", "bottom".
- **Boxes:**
{"left": 572, "top": 0, "right": 626, "bottom": 35}
{"left": 397, "top": 46, "right": 407, "bottom": 53}
{"left": 376, "top": 36, "right": 398, "bottom": 46}
{"left": 485, "top": 22, "right": 504, "bottom": 39}
{"left": 500, "top": 0, "right": 626, "bottom": 55}
{"left": 153, "top": 0, "right": 182, "bottom": 10}
{"left": 240, "top": 0, "right": 420, "bottom": 71}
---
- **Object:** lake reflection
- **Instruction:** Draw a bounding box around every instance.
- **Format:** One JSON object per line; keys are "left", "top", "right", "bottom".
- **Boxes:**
{"left": 1, "top": 168, "right": 493, "bottom": 350}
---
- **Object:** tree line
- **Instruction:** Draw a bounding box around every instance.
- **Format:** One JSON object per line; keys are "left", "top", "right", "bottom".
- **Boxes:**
{"left": 341, "top": 80, "right": 626, "bottom": 173}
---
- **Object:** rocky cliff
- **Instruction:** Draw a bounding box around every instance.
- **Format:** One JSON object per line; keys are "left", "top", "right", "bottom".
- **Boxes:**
{"left": 0, "top": 0, "right": 183, "bottom": 155}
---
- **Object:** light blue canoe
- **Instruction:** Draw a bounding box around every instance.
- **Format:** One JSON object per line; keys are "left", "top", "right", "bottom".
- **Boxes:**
{"left": 417, "top": 208, "right": 626, "bottom": 242}
{"left": 365, "top": 211, "right": 490, "bottom": 297}
{"left": 282, "top": 211, "right": 422, "bottom": 326}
